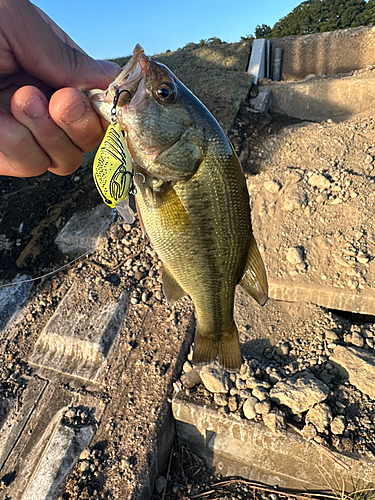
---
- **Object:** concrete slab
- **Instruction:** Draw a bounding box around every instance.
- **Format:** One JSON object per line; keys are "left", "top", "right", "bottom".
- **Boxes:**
{"left": 250, "top": 87, "right": 272, "bottom": 113}
{"left": 30, "top": 281, "right": 129, "bottom": 381}
{"left": 22, "top": 421, "right": 93, "bottom": 500}
{"left": 0, "top": 275, "right": 32, "bottom": 333}
{"left": 173, "top": 393, "right": 375, "bottom": 492}
{"left": 55, "top": 204, "right": 116, "bottom": 256}
{"left": 248, "top": 39, "right": 266, "bottom": 84}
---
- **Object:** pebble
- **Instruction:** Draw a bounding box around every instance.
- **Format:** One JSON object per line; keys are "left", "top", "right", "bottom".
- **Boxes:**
{"left": 286, "top": 247, "right": 304, "bottom": 265}
{"left": 254, "top": 401, "right": 271, "bottom": 415}
{"left": 252, "top": 386, "right": 269, "bottom": 401}
{"left": 228, "top": 396, "right": 238, "bottom": 412}
{"left": 305, "top": 402, "right": 332, "bottom": 432}
{"left": 351, "top": 331, "right": 365, "bottom": 348}
{"left": 275, "top": 343, "right": 290, "bottom": 356}
{"left": 263, "top": 180, "right": 281, "bottom": 193}
{"left": 243, "top": 397, "right": 258, "bottom": 420}
{"left": 308, "top": 173, "right": 332, "bottom": 189}
{"left": 325, "top": 330, "right": 339, "bottom": 341}
{"left": 214, "top": 393, "right": 228, "bottom": 407}
{"left": 200, "top": 364, "right": 232, "bottom": 394}
{"left": 235, "top": 378, "right": 247, "bottom": 390}
{"left": 330, "top": 415, "right": 346, "bottom": 435}
{"left": 301, "top": 422, "right": 318, "bottom": 440}
{"left": 155, "top": 476, "right": 167, "bottom": 494}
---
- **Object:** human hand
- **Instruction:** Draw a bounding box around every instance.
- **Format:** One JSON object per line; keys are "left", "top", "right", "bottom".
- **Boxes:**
{"left": 0, "top": 0, "right": 120, "bottom": 177}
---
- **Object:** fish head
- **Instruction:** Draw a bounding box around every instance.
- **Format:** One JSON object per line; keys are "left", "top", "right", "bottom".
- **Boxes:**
{"left": 89, "top": 45, "right": 202, "bottom": 179}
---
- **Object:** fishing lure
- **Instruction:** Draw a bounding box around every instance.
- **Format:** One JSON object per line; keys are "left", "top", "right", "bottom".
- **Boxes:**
{"left": 93, "top": 89, "right": 136, "bottom": 223}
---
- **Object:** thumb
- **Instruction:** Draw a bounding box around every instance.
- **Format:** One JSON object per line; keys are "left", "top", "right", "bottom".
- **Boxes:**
{"left": 3, "top": 0, "right": 120, "bottom": 89}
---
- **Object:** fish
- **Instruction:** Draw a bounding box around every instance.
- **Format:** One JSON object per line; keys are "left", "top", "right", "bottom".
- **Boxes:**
{"left": 89, "top": 45, "right": 268, "bottom": 371}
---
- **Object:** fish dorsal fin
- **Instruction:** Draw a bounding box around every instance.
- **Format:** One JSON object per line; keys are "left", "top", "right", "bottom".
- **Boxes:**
{"left": 162, "top": 265, "right": 186, "bottom": 304}
{"left": 240, "top": 234, "right": 268, "bottom": 306}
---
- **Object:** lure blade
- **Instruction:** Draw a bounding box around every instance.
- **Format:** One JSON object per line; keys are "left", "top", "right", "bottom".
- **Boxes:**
{"left": 93, "top": 122, "right": 133, "bottom": 209}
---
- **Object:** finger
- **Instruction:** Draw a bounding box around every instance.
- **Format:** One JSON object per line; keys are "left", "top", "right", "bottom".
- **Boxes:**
{"left": 11, "top": 86, "right": 83, "bottom": 176}
{"left": 0, "top": 106, "right": 50, "bottom": 177}
{"left": 49, "top": 88, "right": 106, "bottom": 153}
{"left": 2, "top": 0, "right": 120, "bottom": 89}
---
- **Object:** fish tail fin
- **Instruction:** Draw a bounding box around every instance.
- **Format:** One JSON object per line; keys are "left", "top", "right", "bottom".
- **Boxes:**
{"left": 192, "top": 324, "right": 242, "bottom": 372}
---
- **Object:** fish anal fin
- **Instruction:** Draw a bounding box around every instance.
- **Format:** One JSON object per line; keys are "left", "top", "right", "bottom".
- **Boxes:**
{"left": 240, "top": 234, "right": 268, "bottom": 306}
{"left": 162, "top": 265, "right": 186, "bottom": 304}
{"left": 192, "top": 324, "right": 242, "bottom": 372}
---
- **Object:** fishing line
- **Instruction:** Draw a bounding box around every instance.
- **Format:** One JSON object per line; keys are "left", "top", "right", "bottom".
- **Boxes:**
{"left": 0, "top": 215, "right": 125, "bottom": 289}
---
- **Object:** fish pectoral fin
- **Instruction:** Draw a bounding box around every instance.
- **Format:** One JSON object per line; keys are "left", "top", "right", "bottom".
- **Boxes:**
{"left": 240, "top": 234, "right": 268, "bottom": 306}
{"left": 162, "top": 265, "right": 187, "bottom": 304}
{"left": 192, "top": 324, "right": 242, "bottom": 372}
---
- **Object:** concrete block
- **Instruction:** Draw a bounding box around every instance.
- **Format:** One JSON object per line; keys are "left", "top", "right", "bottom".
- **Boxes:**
{"left": 250, "top": 87, "right": 272, "bottom": 113}
{"left": 55, "top": 204, "right": 116, "bottom": 256}
{"left": 270, "top": 72, "right": 375, "bottom": 122}
{"left": 248, "top": 39, "right": 266, "bottom": 84}
{"left": 0, "top": 275, "right": 32, "bottom": 333}
{"left": 173, "top": 393, "right": 375, "bottom": 492}
{"left": 21, "top": 421, "right": 93, "bottom": 500}
{"left": 30, "top": 281, "right": 129, "bottom": 381}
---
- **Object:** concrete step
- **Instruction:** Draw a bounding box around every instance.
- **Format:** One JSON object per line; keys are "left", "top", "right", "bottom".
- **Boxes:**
{"left": 173, "top": 393, "right": 375, "bottom": 492}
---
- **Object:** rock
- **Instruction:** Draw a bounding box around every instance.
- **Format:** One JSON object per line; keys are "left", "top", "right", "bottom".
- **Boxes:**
{"left": 308, "top": 173, "right": 332, "bottom": 190}
{"left": 325, "top": 330, "right": 339, "bottom": 342}
{"left": 286, "top": 247, "right": 304, "bottom": 265}
{"left": 330, "top": 415, "right": 346, "bottom": 435}
{"left": 281, "top": 187, "right": 308, "bottom": 212}
{"left": 254, "top": 401, "right": 271, "bottom": 414}
{"left": 228, "top": 396, "right": 238, "bottom": 412}
{"left": 301, "top": 422, "right": 318, "bottom": 440}
{"left": 214, "top": 393, "right": 228, "bottom": 407}
{"left": 275, "top": 342, "right": 290, "bottom": 356}
{"left": 330, "top": 345, "right": 375, "bottom": 399}
{"left": 350, "top": 331, "right": 365, "bottom": 348}
{"left": 269, "top": 373, "right": 330, "bottom": 413}
{"left": 155, "top": 476, "right": 167, "bottom": 494}
{"left": 252, "top": 386, "right": 269, "bottom": 401}
{"left": 305, "top": 403, "right": 332, "bottom": 432}
{"left": 262, "top": 410, "right": 286, "bottom": 435}
{"left": 200, "top": 364, "right": 232, "bottom": 394}
{"left": 263, "top": 180, "right": 281, "bottom": 193}
{"left": 243, "top": 397, "right": 258, "bottom": 420}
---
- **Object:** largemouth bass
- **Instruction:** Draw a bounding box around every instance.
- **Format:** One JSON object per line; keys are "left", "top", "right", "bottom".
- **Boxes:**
{"left": 89, "top": 45, "right": 268, "bottom": 371}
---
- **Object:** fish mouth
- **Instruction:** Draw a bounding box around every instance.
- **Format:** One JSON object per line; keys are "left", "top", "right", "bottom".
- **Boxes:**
{"left": 89, "top": 45, "right": 182, "bottom": 164}
{"left": 89, "top": 44, "right": 150, "bottom": 125}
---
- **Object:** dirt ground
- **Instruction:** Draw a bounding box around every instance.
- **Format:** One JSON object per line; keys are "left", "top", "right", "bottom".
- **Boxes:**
{"left": 1, "top": 40, "right": 375, "bottom": 500}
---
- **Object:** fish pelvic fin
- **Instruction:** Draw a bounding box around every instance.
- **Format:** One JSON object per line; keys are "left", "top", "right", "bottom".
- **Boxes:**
{"left": 162, "top": 265, "right": 187, "bottom": 304}
{"left": 240, "top": 233, "right": 268, "bottom": 306}
{"left": 192, "top": 324, "right": 242, "bottom": 372}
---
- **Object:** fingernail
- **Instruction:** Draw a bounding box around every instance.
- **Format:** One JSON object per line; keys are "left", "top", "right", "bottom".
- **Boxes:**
{"left": 97, "top": 60, "right": 121, "bottom": 79}
{"left": 23, "top": 95, "right": 48, "bottom": 119}
{"left": 61, "top": 100, "right": 88, "bottom": 124}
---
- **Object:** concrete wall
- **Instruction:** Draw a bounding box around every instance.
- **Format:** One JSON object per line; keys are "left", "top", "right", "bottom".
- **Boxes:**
{"left": 270, "top": 25, "right": 375, "bottom": 81}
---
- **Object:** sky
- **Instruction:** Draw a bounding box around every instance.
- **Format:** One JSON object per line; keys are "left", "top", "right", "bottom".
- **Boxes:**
{"left": 33, "top": 0, "right": 300, "bottom": 60}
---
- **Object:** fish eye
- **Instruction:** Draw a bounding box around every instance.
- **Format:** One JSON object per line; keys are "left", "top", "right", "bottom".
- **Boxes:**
{"left": 155, "top": 82, "right": 177, "bottom": 104}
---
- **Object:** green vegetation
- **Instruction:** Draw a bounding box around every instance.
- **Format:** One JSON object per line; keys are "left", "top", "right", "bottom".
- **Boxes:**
{"left": 255, "top": 0, "right": 375, "bottom": 39}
